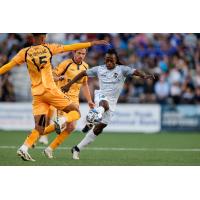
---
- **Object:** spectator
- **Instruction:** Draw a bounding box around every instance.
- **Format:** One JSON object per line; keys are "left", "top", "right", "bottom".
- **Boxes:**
{"left": 154, "top": 75, "right": 170, "bottom": 104}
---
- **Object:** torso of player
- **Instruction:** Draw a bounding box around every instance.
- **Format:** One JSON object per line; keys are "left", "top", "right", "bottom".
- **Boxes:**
{"left": 97, "top": 65, "right": 126, "bottom": 102}
{"left": 25, "top": 44, "right": 57, "bottom": 95}
{"left": 55, "top": 59, "right": 88, "bottom": 103}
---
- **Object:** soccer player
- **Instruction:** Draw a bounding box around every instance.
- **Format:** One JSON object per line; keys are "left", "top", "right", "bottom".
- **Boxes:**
{"left": 62, "top": 48, "right": 156, "bottom": 160}
{"left": 43, "top": 48, "right": 95, "bottom": 159}
{"left": 0, "top": 33, "right": 108, "bottom": 161}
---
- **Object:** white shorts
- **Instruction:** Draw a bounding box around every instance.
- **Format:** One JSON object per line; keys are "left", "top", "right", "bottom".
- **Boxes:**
{"left": 94, "top": 90, "right": 115, "bottom": 125}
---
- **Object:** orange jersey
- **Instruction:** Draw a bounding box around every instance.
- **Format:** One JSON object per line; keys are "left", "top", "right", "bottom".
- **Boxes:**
{"left": 1, "top": 42, "right": 91, "bottom": 96}
{"left": 54, "top": 58, "right": 88, "bottom": 102}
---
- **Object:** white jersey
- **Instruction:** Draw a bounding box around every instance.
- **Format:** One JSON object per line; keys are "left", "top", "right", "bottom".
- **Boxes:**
{"left": 86, "top": 65, "right": 136, "bottom": 111}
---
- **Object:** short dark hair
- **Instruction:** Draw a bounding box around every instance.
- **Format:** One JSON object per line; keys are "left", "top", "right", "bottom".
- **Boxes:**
{"left": 32, "top": 33, "right": 47, "bottom": 37}
{"left": 106, "top": 48, "right": 122, "bottom": 65}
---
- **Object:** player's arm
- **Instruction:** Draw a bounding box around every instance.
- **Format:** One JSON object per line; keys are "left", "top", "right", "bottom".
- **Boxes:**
{"left": 0, "top": 60, "right": 17, "bottom": 75}
{"left": 52, "top": 60, "right": 69, "bottom": 82}
{"left": 49, "top": 40, "right": 109, "bottom": 55}
{"left": 82, "top": 78, "right": 95, "bottom": 109}
{"left": 61, "top": 66, "right": 98, "bottom": 93}
{"left": 122, "top": 66, "right": 157, "bottom": 80}
{"left": 132, "top": 69, "right": 156, "bottom": 80}
{"left": 0, "top": 49, "right": 25, "bottom": 75}
{"left": 52, "top": 72, "right": 65, "bottom": 82}
{"left": 61, "top": 70, "right": 87, "bottom": 93}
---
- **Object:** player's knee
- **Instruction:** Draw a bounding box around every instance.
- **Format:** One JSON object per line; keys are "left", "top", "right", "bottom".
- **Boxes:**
{"left": 93, "top": 125, "right": 105, "bottom": 135}
{"left": 99, "top": 100, "right": 109, "bottom": 111}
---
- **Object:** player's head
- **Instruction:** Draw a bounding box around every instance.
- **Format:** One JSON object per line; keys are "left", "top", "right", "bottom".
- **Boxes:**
{"left": 73, "top": 48, "right": 87, "bottom": 64}
{"left": 32, "top": 33, "right": 47, "bottom": 44}
{"left": 105, "top": 48, "right": 121, "bottom": 70}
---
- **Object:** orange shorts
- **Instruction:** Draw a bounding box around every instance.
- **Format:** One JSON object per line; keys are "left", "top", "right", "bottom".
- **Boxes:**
{"left": 32, "top": 88, "right": 72, "bottom": 116}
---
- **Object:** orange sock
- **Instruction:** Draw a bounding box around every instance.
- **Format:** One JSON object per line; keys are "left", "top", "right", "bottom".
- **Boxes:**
{"left": 49, "top": 130, "right": 70, "bottom": 150}
{"left": 24, "top": 129, "right": 40, "bottom": 148}
{"left": 63, "top": 111, "right": 80, "bottom": 123}
{"left": 44, "top": 124, "right": 55, "bottom": 135}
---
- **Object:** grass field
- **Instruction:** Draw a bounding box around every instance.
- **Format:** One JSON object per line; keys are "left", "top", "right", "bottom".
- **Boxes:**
{"left": 0, "top": 130, "right": 200, "bottom": 166}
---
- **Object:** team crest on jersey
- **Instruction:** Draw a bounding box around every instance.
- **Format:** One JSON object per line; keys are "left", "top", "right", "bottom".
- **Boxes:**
{"left": 113, "top": 73, "right": 118, "bottom": 79}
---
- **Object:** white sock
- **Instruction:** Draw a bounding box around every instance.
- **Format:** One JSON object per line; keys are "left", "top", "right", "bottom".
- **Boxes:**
{"left": 20, "top": 144, "right": 28, "bottom": 152}
{"left": 46, "top": 146, "right": 53, "bottom": 151}
{"left": 95, "top": 106, "right": 105, "bottom": 115}
{"left": 77, "top": 131, "right": 97, "bottom": 151}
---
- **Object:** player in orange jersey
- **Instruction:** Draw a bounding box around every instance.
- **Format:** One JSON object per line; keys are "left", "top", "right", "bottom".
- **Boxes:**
{"left": 0, "top": 33, "right": 109, "bottom": 161}
{"left": 42, "top": 48, "right": 95, "bottom": 158}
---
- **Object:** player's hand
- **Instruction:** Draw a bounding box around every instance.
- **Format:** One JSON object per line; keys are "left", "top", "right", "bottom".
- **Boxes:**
{"left": 88, "top": 101, "right": 95, "bottom": 109}
{"left": 91, "top": 40, "right": 110, "bottom": 46}
{"left": 58, "top": 75, "right": 65, "bottom": 81}
{"left": 61, "top": 84, "right": 70, "bottom": 93}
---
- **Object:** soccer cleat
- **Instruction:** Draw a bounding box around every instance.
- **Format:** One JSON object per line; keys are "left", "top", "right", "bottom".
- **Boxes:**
{"left": 54, "top": 117, "right": 66, "bottom": 134}
{"left": 44, "top": 148, "right": 54, "bottom": 159}
{"left": 71, "top": 146, "right": 80, "bottom": 160}
{"left": 17, "top": 149, "right": 35, "bottom": 162}
{"left": 82, "top": 123, "right": 94, "bottom": 133}
{"left": 39, "top": 135, "right": 48, "bottom": 145}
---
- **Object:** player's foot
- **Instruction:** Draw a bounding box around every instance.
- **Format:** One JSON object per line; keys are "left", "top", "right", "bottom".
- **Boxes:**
{"left": 54, "top": 117, "right": 66, "bottom": 134}
{"left": 82, "top": 123, "right": 93, "bottom": 133}
{"left": 44, "top": 147, "right": 54, "bottom": 159}
{"left": 17, "top": 149, "right": 35, "bottom": 162}
{"left": 39, "top": 135, "right": 48, "bottom": 145}
{"left": 71, "top": 146, "right": 80, "bottom": 160}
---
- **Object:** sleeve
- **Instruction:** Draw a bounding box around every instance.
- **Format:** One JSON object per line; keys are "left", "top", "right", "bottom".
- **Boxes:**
{"left": 121, "top": 66, "right": 136, "bottom": 77}
{"left": 48, "top": 42, "right": 91, "bottom": 55}
{"left": 0, "top": 60, "right": 17, "bottom": 75}
{"left": 86, "top": 66, "right": 98, "bottom": 77}
{"left": 53, "top": 60, "right": 69, "bottom": 76}
{"left": 11, "top": 49, "right": 26, "bottom": 65}
{"left": 83, "top": 76, "right": 88, "bottom": 84}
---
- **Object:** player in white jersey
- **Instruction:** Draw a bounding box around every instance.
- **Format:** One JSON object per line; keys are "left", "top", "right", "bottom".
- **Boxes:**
{"left": 61, "top": 49, "right": 156, "bottom": 160}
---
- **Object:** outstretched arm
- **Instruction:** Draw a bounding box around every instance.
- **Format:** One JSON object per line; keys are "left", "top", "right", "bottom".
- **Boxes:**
{"left": 0, "top": 60, "right": 17, "bottom": 75}
{"left": 133, "top": 69, "right": 158, "bottom": 80}
{"left": 63, "top": 40, "right": 109, "bottom": 51}
{"left": 51, "top": 40, "right": 110, "bottom": 55}
{"left": 61, "top": 70, "right": 88, "bottom": 93}
{"left": 0, "top": 49, "right": 26, "bottom": 75}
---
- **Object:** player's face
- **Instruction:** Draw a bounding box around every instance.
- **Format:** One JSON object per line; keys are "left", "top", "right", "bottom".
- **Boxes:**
{"left": 105, "top": 54, "right": 117, "bottom": 70}
{"left": 73, "top": 49, "right": 87, "bottom": 64}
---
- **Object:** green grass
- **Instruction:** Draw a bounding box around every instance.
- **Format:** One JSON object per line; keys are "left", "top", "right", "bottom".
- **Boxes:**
{"left": 0, "top": 130, "right": 200, "bottom": 166}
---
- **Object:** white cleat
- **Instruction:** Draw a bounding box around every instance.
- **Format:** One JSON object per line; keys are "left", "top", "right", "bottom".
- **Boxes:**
{"left": 17, "top": 149, "right": 35, "bottom": 162}
{"left": 44, "top": 147, "right": 54, "bottom": 159}
{"left": 71, "top": 146, "right": 80, "bottom": 160}
{"left": 54, "top": 116, "right": 66, "bottom": 134}
{"left": 39, "top": 135, "right": 49, "bottom": 145}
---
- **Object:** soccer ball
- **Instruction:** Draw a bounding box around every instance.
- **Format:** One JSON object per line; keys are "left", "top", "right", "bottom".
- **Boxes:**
{"left": 86, "top": 109, "right": 102, "bottom": 124}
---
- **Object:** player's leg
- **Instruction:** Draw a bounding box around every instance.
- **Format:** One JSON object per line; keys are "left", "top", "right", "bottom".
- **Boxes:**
{"left": 17, "top": 96, "right": 49, "bottom": 161}
{"left": 17, "top": 115, "right": 46, "bottom": 161}
{"left": 72, "top": 123, "right": 107, "bottom": 160}
{"left": 82, "top": 99, "right": 109, "bottom": 133}
{"left": 44, "top": 121, "right": 76, "bottom": 159}
{"left": 46, "top": 89, "right": 81, "bottom": 134}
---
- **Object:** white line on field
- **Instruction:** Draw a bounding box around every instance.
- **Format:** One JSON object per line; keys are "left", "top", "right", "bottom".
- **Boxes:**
{"left": 0, "top": 145, "right": 200, "bottom": 152}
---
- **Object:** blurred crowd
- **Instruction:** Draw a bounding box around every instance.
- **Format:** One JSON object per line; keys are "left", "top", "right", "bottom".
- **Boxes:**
{"left": 0, "top": 33, "right": 200, "bottom": 104}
